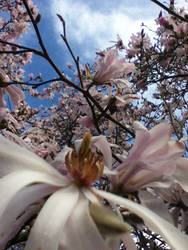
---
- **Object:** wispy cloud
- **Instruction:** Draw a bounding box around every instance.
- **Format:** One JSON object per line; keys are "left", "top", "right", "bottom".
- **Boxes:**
{"left": 49, "top": 0, "right": 160, "bottom": 59}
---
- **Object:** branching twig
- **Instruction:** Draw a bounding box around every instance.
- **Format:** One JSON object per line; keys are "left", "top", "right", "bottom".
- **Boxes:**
{"left": 150, "top": 0, "right": 188, "bottom": 22}
{"left": 0, "top": 39, "right": 42, "bottom": 56}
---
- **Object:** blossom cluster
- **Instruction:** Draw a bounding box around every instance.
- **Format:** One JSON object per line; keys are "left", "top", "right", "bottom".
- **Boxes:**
{"left": 0, "top": 0, "right": 188, "bottom": 249}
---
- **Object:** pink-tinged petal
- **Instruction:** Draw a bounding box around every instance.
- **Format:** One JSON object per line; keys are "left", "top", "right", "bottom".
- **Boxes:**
{"left": 59, "top": 191, "right": 110, "bottom": 250}
{"left": 0, "top": 170, "right": 67, "bottom": 217}
{"left": 78, "top": 116, "right": 95, "bottom": 129}
{"left": 138, "top": 123, "right": 170, "bottom": 156}
{"left": 5, "top": 85, "right": 25, "bottom": 108}
{"left": 0, "top": 89, "right": 6, "bottom": 107}
{"left": 118, "top": 122, "right": 149, "bottom": 167}
{"left": 111, "top": 79, "right": 132, "bottom": 89}
{"left": 0, "top": 204, "right": 41, "bottom": 250}
{"left": 139, "top": 190, "right": 173, "bottom": 224}
{"left": 115, "top": 94, "right": 139, "bottom": 107}
{"left": 25, "top": 185, "right": 79, "bottom": 250}
{"left": 170, "top": 207, "right": 181, "bottom": 228}
{"left": 115, "top": 122, "right": 185, "bottom": 192}
{"left": 0, "top": 135, "right": 69, "bottom": 184}
{"left": 145, "top": 140, "right": 185, "bottom": 163}
{"left": 181, "top": 211, "right": 188, "bottom": 231}
{"left": 2, "top": 130, "right": 34, "bottom": 151}
{"left": 0, "top": 107, "right": 7, "bottom": 121}
{"left": 94, "top": 49, "right": 135, "bottom": 84}
{"left": 94, "top": 189, "right": 188, "bottom": 250}
{"left": 91, "top": 135, "right": 112, "bottom": 169}
{"left": 82, "top": 187, "right": 99, "bottom": 203}
{"left": 54, "top": 146, "right": 72, "bottom": 163}
{"left": 173, "top": 158, "right": 188, "bottom": 192}
{"left": 103, "top": 166, "right": 118, "bottom": 175}
{"left": 74, "top": 135, "right": 112, "bottom": 169}
{"left": 0, "top": 184, "right": 58, "bottom": 248}
{"left": 121, "top": 234, "right": 137, "bottom": 250}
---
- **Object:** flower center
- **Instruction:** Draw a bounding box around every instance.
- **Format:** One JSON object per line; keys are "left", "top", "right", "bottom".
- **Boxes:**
{"left": 65, "top": 133, "right": 104, "bottom": 186}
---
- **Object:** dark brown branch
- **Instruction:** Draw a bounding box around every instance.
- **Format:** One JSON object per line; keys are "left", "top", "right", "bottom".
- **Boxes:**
{"left": 20, "top": 2, "right": 135, "bottom": 138}
{"left": 22, "top": 0, "right": 48, "bottom": 55}
{"left": 0, "top": 49, "right": 33, "bottom": 54}
{"left": 150, "top": 0, "right": 188, "bottom": 22}
{"left": 0, "top": 78, "right": 62, "bottom": 88}
{"left": 0, "top": 39, "right": 42, "bottom": 56}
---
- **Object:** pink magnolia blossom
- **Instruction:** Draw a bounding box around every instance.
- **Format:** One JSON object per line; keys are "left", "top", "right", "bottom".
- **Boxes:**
{"left": 0, "top": 133, "right": 132, "bottom": 250}
{"left": 0, "top": 69, "right": 24, "bottom": 109}
{"left": 78, "top": 116, "right": 95, "bottom": 129}
{"left": 67, "top": 62, "right": 73, "bottom": 69}
{"left": 112, "top": 122, "right": 185, "bottom": 193}
{"left": 0, "top": 107, "right": 7, "bottom": 121}
{"left": 93, "top": 49, "right": 135, "bottom": 84}
{"left": 158, "top": 16, "right": 169, "bottom": 28}
{"left": 0, "top": 134, "right": 188, "bottom": 250}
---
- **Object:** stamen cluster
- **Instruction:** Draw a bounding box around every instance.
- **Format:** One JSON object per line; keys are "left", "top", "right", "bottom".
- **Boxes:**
{"left": 65, "top": 133, "right": 104, "bottom": 186}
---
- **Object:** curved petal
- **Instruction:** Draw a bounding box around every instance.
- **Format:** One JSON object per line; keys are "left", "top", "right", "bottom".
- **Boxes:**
{"left": 0, "top": 170, "right": 67, "bottom": 217}
{"left": 121, "top": 233, "right": 137, "bottom": 250}
{"left": 0, "top": 135, "right": 69, "bottom": 184}
{"left": 91, "top": 136, "right": 112, "bottom": 169}
{"left": 0, "top": 203, "right": 41, "bottom": 250}
{"left": 173, "top": 158, "right": 188, "bottom": 192}
{"left": 25, "top": 184, "right": 79, "bottom": 250}
{"left": 94, "top": 189, "right": 188, "bottom": 250}
{"left": 59, "top": 191, "right": 109, "bottom": 250}
{"left": 138, "top": 190, "right": 173, "bottom": 224}
{"left": 74, "top": 135, "right": 112, "bottom": 169}
{"left": 0, "top": 184, "right": 58, "bottom": 248}
{"left": 6, "top": 85, "right": 24, "bottom": 108}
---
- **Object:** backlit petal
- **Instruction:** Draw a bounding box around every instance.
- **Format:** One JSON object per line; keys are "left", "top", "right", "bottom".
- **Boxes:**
{"left": 94, "top": 189, "right": 188, "bottom": 250}
{"left": 59, "top": 191, "right": 109, "bottom": 250}
{"left": 25, "top": 184, "right": 79, "bottom": 250}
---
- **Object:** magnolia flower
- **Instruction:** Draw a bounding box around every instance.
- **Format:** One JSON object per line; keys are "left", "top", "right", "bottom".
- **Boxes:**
{"left": 0, "top": 107, "right": 7, "bottom": 121}
{"left": 0, "top": 133, "right": 188, "bottom": 250}
{"left": 112, "top": 122, "right": 185, "bottom": 193}
{"left": 78, "top": 115, "right": 95, "bottom": 129}
{"left": 151, "top": 182, "right": 188, "bottom": 230}
{"left": 0, "top": 69, "right": 25, "bottom": 110}
{"left": 93, "top": 49, "right": 135, "bottom": 84}
{"left": 0, "top": 133, "right": 131, "bottom": 250}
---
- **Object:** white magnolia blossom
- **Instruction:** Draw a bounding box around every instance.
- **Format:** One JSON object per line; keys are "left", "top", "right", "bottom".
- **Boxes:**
{"left": 0, "top": 133, "right": 188, "bottom": 250}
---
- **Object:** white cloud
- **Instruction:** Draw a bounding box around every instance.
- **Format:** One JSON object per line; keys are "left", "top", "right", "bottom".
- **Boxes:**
{"left": 49, "top": 0, "right": 160, "bottom": 59}
{"left": 176, "top": 0, "right": 188, "bottom": 10}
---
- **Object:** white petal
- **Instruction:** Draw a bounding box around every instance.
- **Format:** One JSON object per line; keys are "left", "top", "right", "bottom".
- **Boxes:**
{"left": 173, "top": 158, "right": 188, "bottom": 192}
{"left": 59, "top": 191, "right": 109, "bottom": 250}
{"left": 0, "top": 184, "right": 57, "bottom": 248}
{"left": 0, "top": 135, "right": 69, "bottom": 184}
{"left": 53, "top": 146, "right": 72, "bottom": 163}
{"left": 103, "top": 166, "right": 118, "bottom": 175}
{"left": 139, "top": 190, "right": 173, "bottom": 224}
{"left": 25, "top": 184, "right": 79, "bottom": 250}
{"left": 74, "top": 135, "right": 112, "bottom": 168}
{"left": 82, "top": 187, "right": 99, "bottom": 203}
{"left": 91, "top": 135, "right": 112, "bottom": 169}
{"left": 94, "top": 189, "right": 188, "bottom": 250}
{"left": 0, "top": 170, "right": 67, "bottom": 216}
{"left": 121, "top": 233, "right": 137, "bottom": 250}
{"left": 0, "top": 203, "right": 41, "bottom": 250}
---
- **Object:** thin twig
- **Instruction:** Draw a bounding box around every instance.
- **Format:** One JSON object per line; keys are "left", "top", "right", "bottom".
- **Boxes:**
{"left": 0, "top": 39, "right": 42, "bottom": 56}
{"left": 0, "top": 49, "right": 33, "bottom": 54}
{"left": 150, "top": 0, "right": 188, "bottom": 22}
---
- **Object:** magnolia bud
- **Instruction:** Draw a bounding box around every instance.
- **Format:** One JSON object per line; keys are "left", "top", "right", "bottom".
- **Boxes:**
{"left": 89, "top": 202, "right": 131, "bottom": 238}
{"left": 35, "top": 13, "right": 42, "bottom": 24}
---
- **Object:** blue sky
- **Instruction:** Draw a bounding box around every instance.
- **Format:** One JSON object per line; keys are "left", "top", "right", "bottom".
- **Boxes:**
{"left": 22, "top": 0, "right": 162, "bottom": 78}
{"left": 16, "top": 0, "right": 186, "bottom": 106}
{"left": 21, "top": 0, "right": 187, "bottom": 78}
